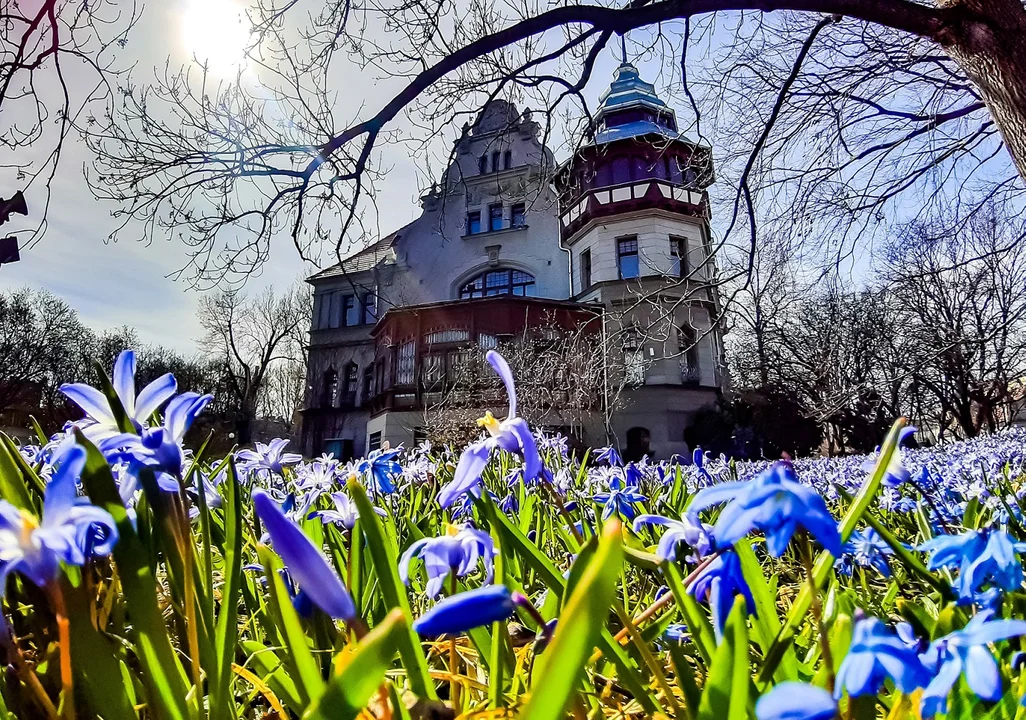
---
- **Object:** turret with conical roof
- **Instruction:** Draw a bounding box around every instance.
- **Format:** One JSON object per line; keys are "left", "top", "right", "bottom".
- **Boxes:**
{"left": 552, "top": 59, "right": 726, "bottom": 461}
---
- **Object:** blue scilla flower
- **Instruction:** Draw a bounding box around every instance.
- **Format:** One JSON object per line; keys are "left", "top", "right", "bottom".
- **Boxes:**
{"left": 920, "top": 527, "right": 1026, "bottom": 605}
{"left": 688, "top": 462, "right": 841, "bottom": 557}
{"left": 756, "top": 682, "right": 836, "bottom": 720}
{"left": 413, "top": 584, "right": 515, "bottom": 637}
{"left": 101, "top": 392, "right": 212, "bottom": 492}
{"left": 310, "top": 491, "right": 386, "bottom": 530}
{"left": 252, "top": 489, "right": 357, "bottom": 622}
{"left": 595, "top": 445, "right": 622, "bottom": 467}
{"left": 861, "top": 426, "right": 917, "bottom": 488}
{"left": 838, "top": 528, "right": 894, "bottom": 577}
{"left": 592, "top": 473, "right": 647, "bottom": 521}
{"left": 833, "top": 616, "right": 929, "bottom": 700}
{"left": 919, "top": 609, "right": 1026, "bottom": 717}
{"left": 0, "top": 445, "right": 118, "bottom": 590}
{"left": 688, "top": 550, "right": 755, "bottom": 641}
{"left": 438, "top": 351, "right": 544, "bottom": 508}
{"left": 61, "top": 349, "right": 178, "bottom": 442}
{"left": 399, "top": 524, "right": 495, "bottom": 598}
{"left": 237, "top": 438, "right": 303, "bottom": 479}
{"left": 692, "top": 448, "right": 713, "bottom": 484}
{"left": 632, "top": 512, "right": 713, "bottom": 563}
{"left": 357, "top": 447, "right": 402, "bottom": 495}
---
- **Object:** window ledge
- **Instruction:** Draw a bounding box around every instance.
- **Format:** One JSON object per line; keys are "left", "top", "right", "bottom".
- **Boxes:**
{"left": 461, "top": 225, "right": 528, "bottom": 240}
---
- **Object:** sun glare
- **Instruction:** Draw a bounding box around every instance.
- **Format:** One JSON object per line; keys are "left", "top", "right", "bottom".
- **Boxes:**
{"left": 181, "top": 0, "right": 251, "bottom": 74}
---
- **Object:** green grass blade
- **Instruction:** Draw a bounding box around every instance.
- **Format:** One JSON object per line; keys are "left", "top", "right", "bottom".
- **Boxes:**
{"left": 347, "top": 477, "right": 436, "bottom": 700}
{"left": 258, "top": 546, "right": 325, "bottom": 706}
{"left": 211, "top": 461, "right": 244, "bottom": 720}
{"left": 302, "top": 609, "right": 406, "bottom": 720}
{"left": 74, "top": 429, "right": 190, "bottom": 720}
{"left": 697, "top": 596, "right": 749, "bottom": 720}
{"left": 521, "top": 519, "right": 624, "bottom": 720}
{"left": 760, "top": 418, "right": 906, "bottom": 681}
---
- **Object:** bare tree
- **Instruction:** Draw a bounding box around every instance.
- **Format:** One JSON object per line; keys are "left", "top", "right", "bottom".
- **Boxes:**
{"left": 197, "top": 283, "right": 310, "bottom": 443}
{"left": 880, "top": 203, "right": 1026, "bottom": 439}
{"left": 0, "top": 0, "right": 138, "bottom": 250}
{"left": 0, "top": 288, "right": 90, "bottom": 425}
{"left": 419, "top": 321, "right": 628, "bottom": 446}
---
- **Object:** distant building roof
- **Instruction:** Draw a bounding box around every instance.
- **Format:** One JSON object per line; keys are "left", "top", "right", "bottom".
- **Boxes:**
{"left": 594, "top": 120, "right": 681, "bottom": 144}
{"left": 307, "top": 220, "right": 416, "bottom": 282}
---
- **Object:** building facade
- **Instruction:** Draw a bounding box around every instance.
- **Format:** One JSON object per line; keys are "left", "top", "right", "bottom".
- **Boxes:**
{"left": 301, "top": 65, "right": 726, "bottom": 461}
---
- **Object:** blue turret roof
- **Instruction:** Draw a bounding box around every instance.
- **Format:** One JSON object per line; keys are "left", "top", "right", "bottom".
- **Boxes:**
{"left": 592, "top": 62, "right": 678, "bottom": 144}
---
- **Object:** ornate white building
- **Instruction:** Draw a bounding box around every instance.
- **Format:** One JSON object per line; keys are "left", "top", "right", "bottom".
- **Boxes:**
{"left": 300, "top": 64, "right": 725, "bottom": 461}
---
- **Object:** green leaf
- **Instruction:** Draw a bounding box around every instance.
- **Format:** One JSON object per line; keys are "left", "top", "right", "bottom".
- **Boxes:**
{"left": 663, "top": 562, "right": 716, "bottom": 665}
{"left": 74, "top": 429, "right": 190, "bottom": 720}
{"left": 736, "top": 540, "right": 797, "bottom": 681}
{"left": 258, "top": 546, "right": 326, "bottom": 707}
{"left": 210, "top": 461, "right": 244, "bottom": 720}
{"left": 240, "top": 641, "right": 304, "bottom": 711}
{"left": 697, "top": 596, "right": 750, "bottom": 720}
{"left": 347, "top": 477, "right": 435, "bottom": 700}
{"left": 521, "top": 519, "right": 624, "bottom": 720}
{"left": 0, "top": 433, "right": 36, "bottom": 511}
{"left": 761, "top": 418, "right": 907, "bottom": 681}
{"left": 303, "top": 609, "right": 405, "bottom": 720}
{"left": 61, "top": 578, "right": 138, "bottom": 720}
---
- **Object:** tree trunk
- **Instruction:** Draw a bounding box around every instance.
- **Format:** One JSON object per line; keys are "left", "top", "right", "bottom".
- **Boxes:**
{"left": 938, "top": 0, "right": 1026, "bottom": 180}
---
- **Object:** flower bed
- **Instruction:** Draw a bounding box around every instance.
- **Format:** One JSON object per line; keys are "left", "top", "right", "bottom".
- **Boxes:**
{"left": 2, "top": 348, "right": 1026, "bottom": 719}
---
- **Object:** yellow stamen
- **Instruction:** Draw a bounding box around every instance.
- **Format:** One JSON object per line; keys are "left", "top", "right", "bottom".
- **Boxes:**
{"left": 444, "top": 523, "right": 460, "bottom": 537}
{"left": 19, "top": 510, "right": 38, "bottom": 547}
{"left": 476, "top": 411, "right": 502, "bottom": 437}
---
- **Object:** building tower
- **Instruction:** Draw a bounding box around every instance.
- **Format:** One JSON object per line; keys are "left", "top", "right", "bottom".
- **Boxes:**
{"left": 555, "top": 61, "right": 725, "bottom": 460}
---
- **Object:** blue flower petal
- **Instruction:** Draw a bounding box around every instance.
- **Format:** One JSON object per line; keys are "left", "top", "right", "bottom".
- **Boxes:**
{"left": 253, "top": 489, "right": 356, "bottom": 621}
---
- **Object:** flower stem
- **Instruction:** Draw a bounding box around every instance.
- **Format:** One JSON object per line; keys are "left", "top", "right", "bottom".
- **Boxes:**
{"left": 802, "top": 533, "right": 835, "bottom": 693}
{"left": 45, "top": 586, "right": 75, "bottom": 720}
{"left": 448, "top": 572, "right": 460, "bottom": 711}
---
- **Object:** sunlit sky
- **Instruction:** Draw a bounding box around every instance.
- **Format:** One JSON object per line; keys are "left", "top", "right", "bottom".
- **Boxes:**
{"left": 0, "top": 0, "right": 690, "bottom": 354}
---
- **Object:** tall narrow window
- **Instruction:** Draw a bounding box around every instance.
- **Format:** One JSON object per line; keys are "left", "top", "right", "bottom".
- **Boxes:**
{"left": 670, "top": 236, "right": 687, "bottom": 278}
{"left": 322, "top": 369, "right": 338, "bottom": 407}
{"left": 467, "top": 211, "right": 481, "bottom": 235}
{"left": 342, "top": 295, "right": 359, "bottom": 326}
{"left": 580, "top": 248, "right": 592, "bottom": 291}
{"left": 623, "top": 331, "right": 645, "bottom": 386}
{"left": 478, "top": 155, "right": 487, "bottom": 174}
{"left": 511, "top": 203, "right": 526, "bottom": 228}
{"left": 503, "top": 150, "right": 512, "bottom": 170}
{"left": 617, "top": 237, "right": 639, "bottom": 279}
{"left": 362, "top": 292, "right": 376, "bottom": 324}
{"left": 329, "top": 291, "right": 342, "bottom": 328}
{"left": 317, "top": 293, "right": 332, "bottom": 329}
{"left": 396, "top": 340, "right": 416, "bottom": 385}
{"left": 489, "top": 204, "right": 503, "bottom": 232}
{"left": 362, "top": 365, "right": 374, "bottom": 404}
{"left": 679, "top": 326, "right": 700, "bottom": 385}
{"left": 491, "top": 151, "right": 500, "bottom": 172}
{"left": 341, "top": 363, "right": 358, "bottom": 405}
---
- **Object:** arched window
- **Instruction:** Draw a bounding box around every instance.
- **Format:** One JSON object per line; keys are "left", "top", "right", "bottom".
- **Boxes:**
{"left": 478, "top": 155, "right": 488, "bottom": 174}
{"left": 503, "top": 150, "right": 512, "bottom": 169}
{"left": 321, "top": 368, "right": 338, "bottom": 408}
{"left": 459, "top": 268, "right": 536, "bottom": 299}
{"left": 491, "top": 151, "right": 501, "bottom": 172}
